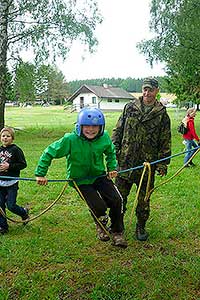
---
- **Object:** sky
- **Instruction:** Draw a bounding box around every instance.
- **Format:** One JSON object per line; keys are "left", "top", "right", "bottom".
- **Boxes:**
{"left": 56, "top": 0, "right": 166, "bottom": 81}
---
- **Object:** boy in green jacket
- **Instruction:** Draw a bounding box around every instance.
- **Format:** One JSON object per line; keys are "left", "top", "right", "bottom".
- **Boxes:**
{"left": 35, "top": 108, "right": 127, "bottom": 248}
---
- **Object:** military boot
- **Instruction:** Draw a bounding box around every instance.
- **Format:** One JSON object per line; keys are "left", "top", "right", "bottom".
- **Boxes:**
{"left": 135, "top": 222, "right": 148, "bottom": 241}
{"left": 96, "top": 215, "right": 110, "bottom": 242}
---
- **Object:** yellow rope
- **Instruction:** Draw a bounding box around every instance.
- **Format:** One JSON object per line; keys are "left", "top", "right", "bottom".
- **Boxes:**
{"left": 148, "top": 148, "right": 200, "bottom": 198}
{"left": 1, "top": 148, "right": 199, "bottom": 226}
{"left": 128, "top": 162, "right": 152, "bottom": 228}
{"left": 72, "top": 180, "right": 111, "bottom": 237}
{"left": 128, "top": 148, "right": 200, "bottom": 227}
{"left": 0, "top": 182, "right": 69, "bottom": 224}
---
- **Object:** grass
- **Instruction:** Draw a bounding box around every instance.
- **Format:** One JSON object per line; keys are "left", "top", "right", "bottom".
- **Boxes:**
{"left": 1, "top": 106, "right": 200, "bottom": 300}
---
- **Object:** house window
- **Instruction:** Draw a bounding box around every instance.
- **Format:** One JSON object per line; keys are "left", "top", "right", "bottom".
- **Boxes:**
{"left": 107, "top": 99, "right": 112, "bottom": 102}
{"left": 115, "top": 99, "right": 119, "bottom": 103}
{"left": 80, "top": 97, "right": 84, "bottom": 109}
{"left": 92, "top": 96, "right": 96, "bottom": 104}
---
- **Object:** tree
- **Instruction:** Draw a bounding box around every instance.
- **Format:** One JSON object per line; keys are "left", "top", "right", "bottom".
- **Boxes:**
{"left": 0, "top": 0, "right": 102, "bottom": 128}
{"left": 137, "top": 0, "right": 200, "bottom": 105}
{"left": 14, "top": 61, "right": 36, "bottom": 104}
{"left": 14, "top": 61, "right": 70, "bottom": 105}
{"left": 36, "top": 64, "right": 68, "bottom": 105}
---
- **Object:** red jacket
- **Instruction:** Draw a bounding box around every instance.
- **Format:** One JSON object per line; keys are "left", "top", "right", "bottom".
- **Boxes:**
{"left": 183, "top": 117, "right": 199, "bottom": 141}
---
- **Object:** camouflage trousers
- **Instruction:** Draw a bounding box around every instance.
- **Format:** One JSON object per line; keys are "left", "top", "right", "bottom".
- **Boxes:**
{"left": 115, "top": 168, "right": 155, "bottom": 223}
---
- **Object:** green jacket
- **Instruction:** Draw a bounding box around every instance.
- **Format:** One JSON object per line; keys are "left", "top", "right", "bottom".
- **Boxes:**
{"left": 112, "top": 97, "right": 171, "bottom": 175}
{"left": 35, "top": 130, "right": 117, "bottom": 185}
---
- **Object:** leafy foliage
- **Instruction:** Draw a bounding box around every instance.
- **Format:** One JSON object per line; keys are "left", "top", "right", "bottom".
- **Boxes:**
{"left": 7, "top": 0, "right": 102, "bottom": 61}
{"left": 13, "top": 61, "right": 69, "bottom": 104}
{"left": 67, "top": 76, "right": 167, "bottom": 94}
{"left": 137, "top": 0, "right": 200, "bottom": 105}
{"left": 0, "top": 0, "right": 102, "bottom": 128}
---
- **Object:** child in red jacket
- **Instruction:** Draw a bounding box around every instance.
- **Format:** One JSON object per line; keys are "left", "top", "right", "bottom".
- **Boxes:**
{"left": 183, "top": 108, "right": 200, "bottom": 166}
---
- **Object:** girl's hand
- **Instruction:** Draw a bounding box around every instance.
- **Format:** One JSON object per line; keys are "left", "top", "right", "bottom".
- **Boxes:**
{"left": 36, "top": 176, "right": 48, "bottom": 185}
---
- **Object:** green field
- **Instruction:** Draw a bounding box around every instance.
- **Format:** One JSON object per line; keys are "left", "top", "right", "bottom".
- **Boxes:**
{"left": 1, "top": 106, "right": 200, "bottom": 300}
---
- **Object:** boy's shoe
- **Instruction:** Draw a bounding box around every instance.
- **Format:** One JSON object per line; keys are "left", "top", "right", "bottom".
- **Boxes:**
{"left": 96, "top": 224, "right": 110, "bottom": 242}
{"left": 112, "top": 233, "right": 128, "bottom": 248}
{"left": 22, "top": 208, "right": 30, "bottom": 225}
{"left": 0, "top": 227, "right": 8, "bottom": 234}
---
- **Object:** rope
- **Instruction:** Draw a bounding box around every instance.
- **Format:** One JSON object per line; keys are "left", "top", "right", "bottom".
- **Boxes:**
{"left": 0, "top": 146, "right": 199, "bottom": 183}
{"left": 128, "top": 162, "right": 151, "bottom": 229}
{"left": 118, "top": 145, "right": 200, "bottom": 175}
{"left": 128, "top": 147, "right": 200, "bottom": 228}
{"left": 0, "top": 146, "right": 199, "bottom": 225}
{"left": 148, "top": 147, "right": 200, "bottom": 198}
{"left": 72, "top": 180, "right": 111, "bottom": 238}
{"left": 0, "top": 182, "right": 69, "bottom": 224}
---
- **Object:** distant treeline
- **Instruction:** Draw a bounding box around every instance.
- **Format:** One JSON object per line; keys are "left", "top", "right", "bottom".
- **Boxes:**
{"left": 67, "top": 76, "right": 167, "bottom": 95}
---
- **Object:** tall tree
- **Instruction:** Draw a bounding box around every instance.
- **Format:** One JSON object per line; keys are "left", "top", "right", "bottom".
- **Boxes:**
{"left": 0, "top": 0, "right": 102, "bottom": 128}
{"left": 36, "top": 64, "right": 68, "bottom": 104}
{"left": 14, "top": 61, "right": 36, "bottom": 104}
{"left": 137, "top": 0, "right": 200, "bottom": 105}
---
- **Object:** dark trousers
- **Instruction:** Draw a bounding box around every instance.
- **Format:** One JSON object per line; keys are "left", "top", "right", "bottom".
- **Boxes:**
{"left": 115, "top": 168, "right": 156, "bottom": 224}
{"left": 0, "top": 183, "right": 26, "bottom": 229}
{"left": 77, "top": 176, "right": 124, "bottom": 233}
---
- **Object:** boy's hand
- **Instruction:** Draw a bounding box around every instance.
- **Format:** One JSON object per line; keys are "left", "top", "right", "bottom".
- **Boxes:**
{"left": 107, "top": 170, "right": 118, "bottom": 179}
{"left": 36, "top": 176, "right": 48, "bottom": 185}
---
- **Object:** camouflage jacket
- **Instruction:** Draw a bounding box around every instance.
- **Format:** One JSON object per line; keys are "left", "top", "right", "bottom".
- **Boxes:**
{"left": 112, "top": 97, "right": 171, "bottom": 173}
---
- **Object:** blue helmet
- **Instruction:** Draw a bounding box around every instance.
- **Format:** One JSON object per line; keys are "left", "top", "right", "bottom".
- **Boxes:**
{"left": 76, "top": 107, "right": 105, "bottom": 136}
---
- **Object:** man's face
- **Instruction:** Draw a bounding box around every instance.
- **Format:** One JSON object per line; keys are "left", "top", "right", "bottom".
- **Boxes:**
{"left": 142, "top": 87, "right": 159, "bottom": 105}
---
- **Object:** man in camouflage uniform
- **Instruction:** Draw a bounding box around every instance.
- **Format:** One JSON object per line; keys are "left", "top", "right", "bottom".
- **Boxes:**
{"left": 112, "top": 78, "right": 171, "bottom": 241}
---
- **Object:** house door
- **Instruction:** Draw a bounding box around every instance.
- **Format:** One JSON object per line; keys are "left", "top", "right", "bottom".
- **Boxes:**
{"left": 80, "top": 97, "right": 84, "bottom": 109}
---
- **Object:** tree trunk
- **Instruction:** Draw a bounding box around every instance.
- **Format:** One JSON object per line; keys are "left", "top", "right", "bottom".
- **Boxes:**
{"left": 0, "top": 0, "right": 9, "bottom": 130}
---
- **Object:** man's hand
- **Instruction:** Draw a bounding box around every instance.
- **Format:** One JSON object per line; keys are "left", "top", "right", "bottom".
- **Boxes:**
{"left": 107, "top": 170, "right": 118, "bottom": 179}
{"left": 156, "top": 165, "right": 167, "bottom": 177}
{"left": 36, "top": 176, "right": 48, "bottom": 185}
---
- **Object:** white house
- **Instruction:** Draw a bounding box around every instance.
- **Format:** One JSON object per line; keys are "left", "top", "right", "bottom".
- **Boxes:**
{"left": 66, "top": 84, "right": 135, "bottom": 111}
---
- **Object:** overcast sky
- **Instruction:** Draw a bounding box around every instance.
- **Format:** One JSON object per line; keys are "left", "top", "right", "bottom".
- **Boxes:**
{"left": 56, "top": 0, "right": 166, "bottom": 81}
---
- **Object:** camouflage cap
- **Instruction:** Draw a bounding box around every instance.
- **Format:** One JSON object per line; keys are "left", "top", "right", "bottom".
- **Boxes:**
{"left": 142, "top": 77, "right": 159, "bottom": 89}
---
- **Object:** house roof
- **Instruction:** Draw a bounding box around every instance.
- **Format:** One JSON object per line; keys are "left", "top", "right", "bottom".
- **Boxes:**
{"left": 67, "top": 84, "right": 135, "bottom": 102}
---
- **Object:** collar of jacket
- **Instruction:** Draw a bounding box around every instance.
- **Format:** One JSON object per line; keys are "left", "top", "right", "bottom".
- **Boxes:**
{"left": 131, "top": 97, "right": 166, "bottom": 122}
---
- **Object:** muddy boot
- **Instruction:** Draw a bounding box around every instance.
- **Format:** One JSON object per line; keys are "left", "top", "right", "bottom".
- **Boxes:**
{"left": 135, "top": 222, "right": 148, "bottom": 241}
{"left": 96, "top": 215, "right": 110, "bottom": 242}
{"left": 112, "top": 232, "right": 128, "bottom": 248}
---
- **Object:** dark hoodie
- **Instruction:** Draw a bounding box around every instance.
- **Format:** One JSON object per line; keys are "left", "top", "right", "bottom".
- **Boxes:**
{"left": 0, "top": 144, "right": 27, "bottom": 179}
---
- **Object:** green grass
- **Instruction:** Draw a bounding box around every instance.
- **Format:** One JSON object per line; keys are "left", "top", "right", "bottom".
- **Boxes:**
{"left": 1, "top": 106, "right": 200, "bottom": 300}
